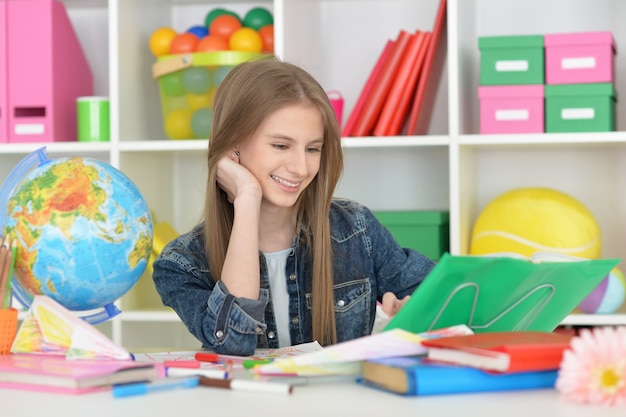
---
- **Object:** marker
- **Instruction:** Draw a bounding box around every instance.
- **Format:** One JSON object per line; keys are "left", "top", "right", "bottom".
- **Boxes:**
{"left": 112, "top": 377, "right": 199, "bottom": 398}
{"left": 242, "top": 358, "right": 273, "bottom": 369}
{"left": 194, "top": 352, "right": 219, "bottom": 363}
{"left": 163, "top": 360, "right": 201, "bottom": 369}
{"left": 198, "top": 376, "right": 292, "bottom": 395}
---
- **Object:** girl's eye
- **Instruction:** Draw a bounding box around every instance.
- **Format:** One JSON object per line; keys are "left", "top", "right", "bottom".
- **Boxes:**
{"left": 307, "top": 147, "right": 322, "bottom": 153}
{"left": 272, "top": 144, "right": 288, "bottom": 150}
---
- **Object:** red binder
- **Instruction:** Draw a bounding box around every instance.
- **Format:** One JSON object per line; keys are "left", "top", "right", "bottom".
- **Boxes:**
{"left": 374, "top": 31, "right": 429, "bottom": 136}
{"left": 351, "top": 30, "right": 412, "bottom": 137}
{"left": 342, "top": 39, "right": 394, "bottom": 137}
{"left": 406, "top": 0, "right": 447, "bottom": 135}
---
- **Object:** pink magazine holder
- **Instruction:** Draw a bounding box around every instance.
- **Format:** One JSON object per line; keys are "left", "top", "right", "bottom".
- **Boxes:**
{"left": 5, "top": 0, "right": 92, "bottom": 142}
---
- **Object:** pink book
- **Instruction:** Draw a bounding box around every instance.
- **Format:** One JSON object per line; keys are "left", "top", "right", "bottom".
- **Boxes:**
{"left": 0, "top": 354, "right": 164, "bottom": 394}
{"left": 342, "top": 39, "right": 395, "bottom": 137}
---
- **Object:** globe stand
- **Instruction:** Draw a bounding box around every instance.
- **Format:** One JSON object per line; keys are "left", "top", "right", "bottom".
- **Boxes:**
{"left": 0, "top": 147, "right": 126, "bottom": 325}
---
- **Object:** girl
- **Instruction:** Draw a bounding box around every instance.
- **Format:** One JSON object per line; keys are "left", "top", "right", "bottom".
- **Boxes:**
{"left": 152, "top": 57, "right": 435, "bottom": 355}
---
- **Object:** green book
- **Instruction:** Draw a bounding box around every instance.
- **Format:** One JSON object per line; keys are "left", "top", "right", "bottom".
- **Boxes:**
{"left": 384, "top": 252, "right": 620, "bottom": 334}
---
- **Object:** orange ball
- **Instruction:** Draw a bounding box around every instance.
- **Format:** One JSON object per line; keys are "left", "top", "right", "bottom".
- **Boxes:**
{"left": 169, "top": 32, "right": 200, "bottom": 54}
{"left": 229, "top": 27, "right": 263, "bottom": 53}
{"left": 209, "top": 14, "right": 242, "bottom": 41}
{"left": 149, "top": 27, "right": 177, "bottom": 57}
{"left": 196, "top": 34, "right": 229, "bottom": 52}
{"left": 258, "top": 24, "right": 274, "bottom": 53}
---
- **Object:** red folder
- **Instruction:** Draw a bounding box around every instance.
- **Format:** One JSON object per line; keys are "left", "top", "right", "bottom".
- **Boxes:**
{"left": 406, "top": 0, "right": 447, "bottom": 135}
{"left": 374, "top": 31, "right": 429, "bottom": 136}
{"left": 351, "top": 30, "right": 412, "bottom": 137}
{"left": 342, "top": 39, "right": 394, "bottom": 137}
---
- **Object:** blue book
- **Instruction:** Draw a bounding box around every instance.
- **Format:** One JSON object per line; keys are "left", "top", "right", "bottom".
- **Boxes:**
{"left": 360, "top": 356, "right": 557, "bottom": 396}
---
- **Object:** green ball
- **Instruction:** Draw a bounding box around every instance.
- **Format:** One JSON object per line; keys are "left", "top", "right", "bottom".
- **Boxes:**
{"left": 243, "top": 7, "right": 273, "bottom": 31}
{"left": 182, "top": 67, "right": 212, "bottom": 94}
{"left": 191, "top": 107, "right": 213, "bottom": 138}
{"left": 205, "top": 8, "right": 239, "bottom": 29}
{"left": 160, "top": 72, "right": 185, "bottom": 97}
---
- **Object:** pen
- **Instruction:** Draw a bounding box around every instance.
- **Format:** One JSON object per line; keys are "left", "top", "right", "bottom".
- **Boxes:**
{"left": 198, "top": 376, "right": 292, "bottom": 395}
{"left": 112, "top": 376, "right": 199, "bottom": 398}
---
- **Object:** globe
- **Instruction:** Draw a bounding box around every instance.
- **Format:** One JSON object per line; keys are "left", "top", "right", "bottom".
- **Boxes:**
{"left": 0, "top": 148, "right": 153, "bottom": 323}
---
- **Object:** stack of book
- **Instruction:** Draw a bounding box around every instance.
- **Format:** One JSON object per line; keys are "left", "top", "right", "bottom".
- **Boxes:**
{"left": 360, "top": 331, "right": 574, "bottom": 396}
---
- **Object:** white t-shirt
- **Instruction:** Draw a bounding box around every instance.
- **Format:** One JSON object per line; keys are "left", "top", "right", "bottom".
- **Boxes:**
{"left": 264, "top": 248, "right": 292, "bottom": 347}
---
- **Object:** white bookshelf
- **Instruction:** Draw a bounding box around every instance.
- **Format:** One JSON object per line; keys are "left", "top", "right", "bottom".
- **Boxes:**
{"left": 2, "top": 0, "right": 625, "bottom": 350}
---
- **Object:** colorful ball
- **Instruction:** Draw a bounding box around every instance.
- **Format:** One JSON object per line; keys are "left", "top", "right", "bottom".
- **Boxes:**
{"left": 470, "top": 188, "right": 601, "bottom": 258}
{"left": 169, "top": 32, "right": 200, "bottom": 54}
{"left": 191, "top": 107, "right": 213, "bottom": 138}
{"left": 209, "top": 14, "right": 242, "bottom": 41}
{"left": 229, "top": 27, "right": 263, "bottom": 53}
{"left": 160, "top": 72, "right": 185, "bottom": 97}
{"left": 186, "top": 92, "right": 213, "bottom": 111}
{"left": 243, "top": 7, "right": 273, "bottom": 31}
{"left": 212, "top": 66, "right": 234, "bottom": 85}
{"left": 149, "top": 27, "right": 177, "bottom": 57}
{"left": 579, "top": 268, "right": 626, "bottom": 314}
{"left": 196, "top": 34, "right": 229, "bottom": 52}
{"left": 181, "top": 67, "right": 212, "bottom": 94}
{"left": 258, "top": 24, "right": 274, "bottom": 53}
{"left": 187, "top": 25, "right": 209, "bottom": 39}
{"left": 164, "top": 109, "right": 194, "bottom": 140}
{"left": 205, "top": 8, "right": 239, "bottom": 29}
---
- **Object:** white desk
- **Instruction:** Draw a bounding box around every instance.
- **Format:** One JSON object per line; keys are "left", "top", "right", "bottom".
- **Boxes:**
{"left": 1, "top": 382, "right": 621, "bottom": 417}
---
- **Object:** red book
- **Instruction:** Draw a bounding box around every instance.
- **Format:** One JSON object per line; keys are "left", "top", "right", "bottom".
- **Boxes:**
{"left": 351, "top": 30, "right": 412, "bottom": 137}
{"left": 422, "top": 331, "right": 573, "bottom": 373}
{"left": 342, "top": 39, "right": 395, "bottom": 137}
{"left": 406, "top": 0, "right": 447, "bottom": 135}
{"left": 374, "top": 30, "right": 429, "bottom": 136}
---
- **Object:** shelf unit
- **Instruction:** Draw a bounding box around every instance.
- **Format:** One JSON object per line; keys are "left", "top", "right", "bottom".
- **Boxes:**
{"left": 1, "top": 0, "right": 625, "bottom": 350}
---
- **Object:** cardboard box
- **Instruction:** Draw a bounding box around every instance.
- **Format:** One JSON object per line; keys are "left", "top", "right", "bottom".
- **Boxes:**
{"left": 478, "top": 85, "right": 544, "bottom": 134}
{"left": 544, "top": 31, "right": 615, "bottom": 85}
{"left": 479, "top": 35, "right": 544, "bottom": 85}
{"left": 545, "top": 83, "right": 616, "bottom": 132}
{"left": 373, "top": 210, "right": 449, "bottom": 260}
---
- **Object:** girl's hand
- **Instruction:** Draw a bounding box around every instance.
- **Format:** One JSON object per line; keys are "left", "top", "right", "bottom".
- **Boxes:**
{"left": 216, "top": 151, "right": 262, "bottom": 204}
{"left": 381, "top": 292, "right": 411, "bottom": 317}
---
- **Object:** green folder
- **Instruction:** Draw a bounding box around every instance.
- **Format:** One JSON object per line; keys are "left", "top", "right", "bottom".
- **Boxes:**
{"left": 384, "top": 253, "right": 620, "bottom": 334}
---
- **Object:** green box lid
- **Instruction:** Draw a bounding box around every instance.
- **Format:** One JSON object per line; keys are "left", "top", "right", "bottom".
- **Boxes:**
{"left": 373, "top": 210, "right": 449, "bottom": 225}
{"left": 545, "top": 83, "right": 616, "bottom": 98}
{"left": 479, "top": 35, "right": 544, "bottom": 50}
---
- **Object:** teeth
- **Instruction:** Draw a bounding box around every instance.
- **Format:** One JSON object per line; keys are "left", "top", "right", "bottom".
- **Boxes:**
{"left": 272, "top": 175, "right": 299, "bottom": 187}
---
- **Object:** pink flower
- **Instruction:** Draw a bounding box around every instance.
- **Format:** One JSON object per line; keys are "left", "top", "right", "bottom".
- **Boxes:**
{"left": 556, "top": 326, "right": 626, "bottom": 406}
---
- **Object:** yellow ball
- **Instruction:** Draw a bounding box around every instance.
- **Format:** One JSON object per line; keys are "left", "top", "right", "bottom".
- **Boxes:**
{"left": 470, "top": 188, "right": 601, "bottom": 258}
{"left": 228, "top": 27, "right": 263, "bottom": 53}
{"left": 150, "top": 27, "right": 177, "bottom": 57}
{"left": 164, "top": 109, "right": 194, "bottom": 140}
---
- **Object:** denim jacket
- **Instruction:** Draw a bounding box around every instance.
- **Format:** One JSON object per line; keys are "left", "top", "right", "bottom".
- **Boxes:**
{"left": 152, "top": 198, "right": 435, "bottom": 355}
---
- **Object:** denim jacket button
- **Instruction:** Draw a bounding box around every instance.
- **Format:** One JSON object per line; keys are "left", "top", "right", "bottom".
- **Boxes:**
{"left": 267, "top": 331, "right": 276, "bottom": 339}
{"left": 291, "top": 317, "right": 299, "bottom": 324}
{"left": 337, "top": 299, "right": 345, "bottom": 307}
{"left": 289, "top": 274, "right": 296, "bottom": 281}
{"left": 215, "top": 330, "right": 224, "bottom": 338}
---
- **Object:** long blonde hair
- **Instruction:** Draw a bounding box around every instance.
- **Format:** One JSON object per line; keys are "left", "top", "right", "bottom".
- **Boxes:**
{"left": 204, "top": 57, "right": 344, "bottom": 346}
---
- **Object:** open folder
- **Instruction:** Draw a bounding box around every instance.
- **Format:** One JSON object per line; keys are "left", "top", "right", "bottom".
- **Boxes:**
{"left": 384, "top": 253, "right": 620, "bottom": 334}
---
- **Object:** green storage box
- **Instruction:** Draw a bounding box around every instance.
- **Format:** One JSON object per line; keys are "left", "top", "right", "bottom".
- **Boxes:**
{"left": 479, "top": 35, "right": 544, "bottom": 85}
{"left": 373, "top": 210, "right": 449, "bottom": 260}
{"left": 545, "top": 83, "right": 616, "bottom": 133}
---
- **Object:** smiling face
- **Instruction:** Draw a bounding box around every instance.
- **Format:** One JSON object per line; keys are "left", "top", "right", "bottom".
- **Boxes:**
{"left": 237, "top": 102, "right": 324, "bottom": 213}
